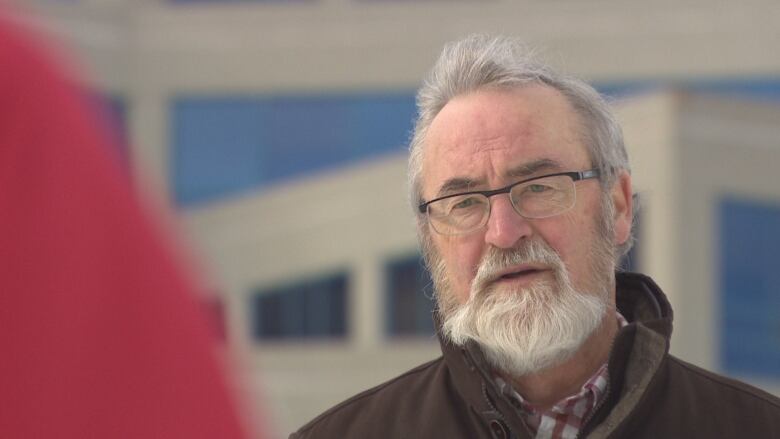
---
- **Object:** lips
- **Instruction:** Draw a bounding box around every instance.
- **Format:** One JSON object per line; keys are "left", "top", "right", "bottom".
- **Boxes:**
{"left": 471, "top": 261, "right": 554, "bottom": 294}
{"left": 492, "top": 264, "right": 550, "bottom": 284}
{"left": 499, "top": 268, "right": 544, "bottom": 280}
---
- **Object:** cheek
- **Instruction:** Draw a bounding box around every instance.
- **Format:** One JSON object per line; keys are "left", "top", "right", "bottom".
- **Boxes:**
{"left": 538, "top": 213, "right": 594, "bottom": 281}
{"left": 434, "top": 234, "right": 484, "bottom": 304}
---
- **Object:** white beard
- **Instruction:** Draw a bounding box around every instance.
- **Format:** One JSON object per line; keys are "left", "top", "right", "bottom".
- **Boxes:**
{"left": 438, "top": 237, "right": 612, "bottom": 377}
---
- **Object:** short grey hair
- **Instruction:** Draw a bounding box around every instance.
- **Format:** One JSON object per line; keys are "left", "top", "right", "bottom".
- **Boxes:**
{"left": 409, "top": 34, "right": 634, "bottom": 259}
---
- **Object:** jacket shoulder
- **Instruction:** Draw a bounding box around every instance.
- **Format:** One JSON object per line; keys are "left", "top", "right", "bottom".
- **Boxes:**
{"left": 661, "top": 354, "right": 780, "bottom": 438}
{"left": 612, "top": 354, "right": 780, "bottom": 438}
{"left": 666, "top": 355, "right": 780, "bottom": 409}
{"left": 290, "top": 356, "right": 447, "bottom": 439}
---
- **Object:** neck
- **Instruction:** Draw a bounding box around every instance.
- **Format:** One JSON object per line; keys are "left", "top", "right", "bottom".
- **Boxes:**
{"left": 499, "top": 307, "right": 619, "bottom": 411}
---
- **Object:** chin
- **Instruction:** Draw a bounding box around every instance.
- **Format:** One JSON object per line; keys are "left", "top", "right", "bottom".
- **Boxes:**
{"left": 481, "top": 328, "right": 593, "bottom": 377}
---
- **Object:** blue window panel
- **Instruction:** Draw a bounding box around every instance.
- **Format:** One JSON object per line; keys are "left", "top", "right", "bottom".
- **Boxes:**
{"left": 385, "top": 255, "right": 435, "bottom": 337}
{"left": 594, "top": 81, "right": 664, "bottom": 100}
{"left": 252, "top": 272, "right": 348, "bottom": 340}
{"left": 172, "top": 98, "right": 269, "bottom": 205}
{"left": 720, "top": 197, "right": 780, "bottom": 378}
{"left": 263, "top": 94, "right": 415, "bottom": 182}
{"left": 594, "top": 78, "right": 780, "bottom": 104}
{"left": 171, "top": 93, "right": 416, "bottom": 206}
{"left": 690, "top": 78, "right": 780, "bottom": 104}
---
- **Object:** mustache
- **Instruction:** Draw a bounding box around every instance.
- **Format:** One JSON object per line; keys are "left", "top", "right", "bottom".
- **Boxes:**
{"left": 470, "top": 239, "right": 563, "bottom": 296}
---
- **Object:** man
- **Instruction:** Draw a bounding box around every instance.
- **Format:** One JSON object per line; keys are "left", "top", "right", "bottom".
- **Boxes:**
{"left": 290, "top": 35, "right": 780, "bottom": 438}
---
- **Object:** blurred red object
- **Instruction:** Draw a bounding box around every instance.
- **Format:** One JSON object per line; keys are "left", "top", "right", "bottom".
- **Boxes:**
{"left": 0, "top": 8, "right": 253, "bottom": 439}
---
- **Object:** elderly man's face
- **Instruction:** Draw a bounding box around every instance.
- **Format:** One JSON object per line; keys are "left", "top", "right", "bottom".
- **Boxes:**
{"left": 421, "top": 85, "right": 629, "bottom": 312}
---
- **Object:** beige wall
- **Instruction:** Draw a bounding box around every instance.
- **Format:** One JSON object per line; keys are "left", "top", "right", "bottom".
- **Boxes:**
{"left": 30, "top": 0, "right": 780, "bottom": 91}
{"left": 615, "top": 90, "right": 682, "bottom": 313}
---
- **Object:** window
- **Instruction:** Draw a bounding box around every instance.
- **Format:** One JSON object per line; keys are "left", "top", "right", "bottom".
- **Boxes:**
{"left": 689, "top": 78, "right": 780, "bottom": 105}
{"left": 171, "top": 92, "right": 416, "bottom": 206}
{"left": 720, "top": 197, "right": 780, "bottom": 378}
{"left": 385, "top": 255, "right": 435, "bottom": 337}
{"left": 595, "top": 78, "right": 780, "bottom": 105}
{"left": 252, "top": 272, "right": 348, "bottom": 340}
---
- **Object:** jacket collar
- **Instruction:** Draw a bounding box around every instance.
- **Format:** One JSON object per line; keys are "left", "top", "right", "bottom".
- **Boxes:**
{"left": 614, "top": 272, "right": 673, "bottom": 338}
{"left": 435, "top": 272, "right": 674, "bottom": 437}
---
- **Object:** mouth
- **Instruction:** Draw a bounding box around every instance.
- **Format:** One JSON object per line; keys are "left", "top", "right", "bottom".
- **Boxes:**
{"left": 492, "top": 265, "right": 550, "bottom": 285}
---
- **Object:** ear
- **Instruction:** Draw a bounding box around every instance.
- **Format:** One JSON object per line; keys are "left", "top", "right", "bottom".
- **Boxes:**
{"left": 611, "top": 171, "right": 633, "bottom": 246}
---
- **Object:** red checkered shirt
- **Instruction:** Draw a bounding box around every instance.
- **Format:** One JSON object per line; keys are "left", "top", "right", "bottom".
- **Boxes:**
{"left": 495, "top": 312, "right": 629, "bottom": 439}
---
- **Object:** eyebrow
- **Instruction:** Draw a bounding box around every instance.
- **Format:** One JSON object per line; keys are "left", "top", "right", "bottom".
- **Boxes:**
{"left": 434, "top": 158, "right": 564, "bottom": 198}
{"left": 506, "top": 158, "right": 564, "bottom": 179}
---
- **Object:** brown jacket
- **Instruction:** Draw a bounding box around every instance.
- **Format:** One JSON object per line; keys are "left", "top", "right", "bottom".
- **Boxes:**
{"left": 291, "top": 273, "right": 780, "bottom": 438}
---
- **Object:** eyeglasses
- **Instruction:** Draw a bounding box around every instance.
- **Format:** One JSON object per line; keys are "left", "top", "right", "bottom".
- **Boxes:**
{"left": 418, "top": 169, "right": 600, "bottom": 236}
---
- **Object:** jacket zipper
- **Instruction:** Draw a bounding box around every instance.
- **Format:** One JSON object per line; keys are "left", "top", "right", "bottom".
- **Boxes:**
{"left": 481, "top": 380, "right": 538, "bottom": 439}
{"left": 481, "top": 381, "right": 509, "bottom": 424}
{"left": 462, "top": 346, "right": 516, "bottom": 438}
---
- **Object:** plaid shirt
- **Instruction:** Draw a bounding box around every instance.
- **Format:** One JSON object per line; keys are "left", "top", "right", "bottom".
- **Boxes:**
{"left": 495, "top": 313, "right": 628, "bottom": 439}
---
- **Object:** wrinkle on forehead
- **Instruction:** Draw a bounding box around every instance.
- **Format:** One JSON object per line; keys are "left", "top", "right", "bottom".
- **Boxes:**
{"left": 436, "top": 105, "right": 540, "bottom": 155}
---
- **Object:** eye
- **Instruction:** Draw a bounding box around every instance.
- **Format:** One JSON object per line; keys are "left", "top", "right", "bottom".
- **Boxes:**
{"left": 452, "top": 196, "right": 480, "bottom": 209}
{"left": 447, "top": 195, "right": 485, "bottom": 213}
{"left": 527, "top": 184, "right": 551, "bottom": 193}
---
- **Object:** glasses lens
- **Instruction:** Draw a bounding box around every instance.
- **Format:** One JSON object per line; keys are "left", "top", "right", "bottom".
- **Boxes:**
{"left": 428, "top": 194, "right": 489, "bottom": 235}
{"left": 510, "top": 175, "right": 575, "bottom": 218}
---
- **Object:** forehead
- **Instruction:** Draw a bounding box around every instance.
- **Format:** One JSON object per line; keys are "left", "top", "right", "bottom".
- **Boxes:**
{"left": 421, "top": 85, "right": 590, "bottom": 198}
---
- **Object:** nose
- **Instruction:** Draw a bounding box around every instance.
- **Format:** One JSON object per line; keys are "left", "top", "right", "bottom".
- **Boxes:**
{"left": 484, "top": 195, "right": 533, "bottom": 248}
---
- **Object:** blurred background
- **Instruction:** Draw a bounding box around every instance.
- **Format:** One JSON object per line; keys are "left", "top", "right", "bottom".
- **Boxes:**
{"left": 11, "top": 0, "right": 780, "bottom": 437}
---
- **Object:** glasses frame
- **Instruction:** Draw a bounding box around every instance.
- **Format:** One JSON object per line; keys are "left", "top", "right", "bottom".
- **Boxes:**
{"left": 418, "top": 169, "right": 601, "bottom": 233}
